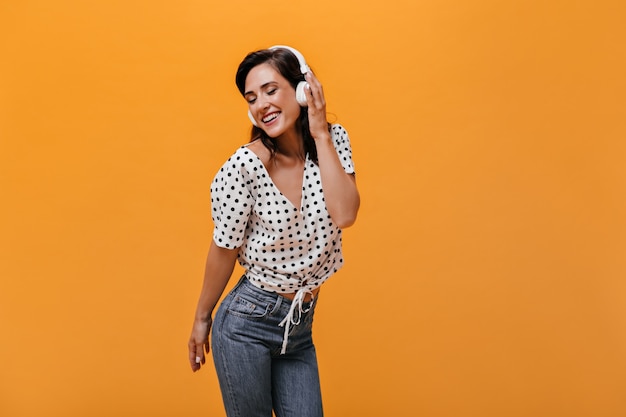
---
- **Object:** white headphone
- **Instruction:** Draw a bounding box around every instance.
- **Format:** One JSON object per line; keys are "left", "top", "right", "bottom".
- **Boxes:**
{"left": 248, "top": 45, "right": 310, "bottom": 127}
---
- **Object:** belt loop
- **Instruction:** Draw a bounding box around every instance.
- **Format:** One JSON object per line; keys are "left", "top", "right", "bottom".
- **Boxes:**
{"left": 270, "top": 293, "right": 283, "bottom": 315}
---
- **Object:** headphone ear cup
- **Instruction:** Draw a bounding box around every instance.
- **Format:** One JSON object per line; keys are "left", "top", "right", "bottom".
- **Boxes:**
{"left": 295, "top": 81, "right": 309, "bottom": 107}
{"left": 248, "top": 109, "right": 258, "bottom": 126}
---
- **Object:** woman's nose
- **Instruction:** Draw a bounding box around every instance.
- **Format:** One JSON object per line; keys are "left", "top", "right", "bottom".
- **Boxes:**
{"left": 250, "top": 96, "right": 270, "bottom": 119}
{"left": 258, "top": 97, "right": 270, "bottom": 111}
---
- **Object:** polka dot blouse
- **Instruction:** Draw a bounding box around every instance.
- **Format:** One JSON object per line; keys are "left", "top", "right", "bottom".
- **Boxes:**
{"left": 211, "top": 124, "right": 355, "bottom": 295}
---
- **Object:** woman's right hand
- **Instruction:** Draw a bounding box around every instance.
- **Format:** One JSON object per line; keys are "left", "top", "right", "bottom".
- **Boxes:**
{"left": 188, "top": 241, "right": 239, "bottom": 372}
{"left": 188, "top": 317, "right": 212, "bottom": 372}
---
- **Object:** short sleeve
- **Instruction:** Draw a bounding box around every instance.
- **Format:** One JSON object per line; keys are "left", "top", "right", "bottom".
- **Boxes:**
{"left": 210, "top": 150, "right": 255, "bottom": 249}
{"left": 331, "top": 124, "right": 355, "bottom": 174}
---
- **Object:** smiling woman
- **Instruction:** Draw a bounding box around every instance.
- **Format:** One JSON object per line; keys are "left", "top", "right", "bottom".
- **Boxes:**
{"left": 4, "top": 1, "right": 623, "bottom": 416}
{"left": 187, "top": 45, "right": 360, "bottom": 417}
{"left": 245, "top": 64, "right": 303, "bottom": 140}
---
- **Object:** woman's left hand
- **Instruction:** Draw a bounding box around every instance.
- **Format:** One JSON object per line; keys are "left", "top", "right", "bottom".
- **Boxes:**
{"left": 304, "top": 72, "right": 330, "bottom": 141}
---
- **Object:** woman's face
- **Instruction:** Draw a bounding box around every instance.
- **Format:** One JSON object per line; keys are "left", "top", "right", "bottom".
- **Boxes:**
{"left": 244, "top": 63, "right": 301, "bottom": 138}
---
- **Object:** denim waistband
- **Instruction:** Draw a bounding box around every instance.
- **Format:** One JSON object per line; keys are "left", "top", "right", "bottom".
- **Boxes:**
{"left": 240, "top": 275, "right": 316, "bottom": 354}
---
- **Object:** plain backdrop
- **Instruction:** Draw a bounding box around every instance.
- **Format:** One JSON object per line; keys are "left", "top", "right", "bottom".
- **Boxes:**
{"left": 1, "top": 1, "right": 625, "bottom": 416}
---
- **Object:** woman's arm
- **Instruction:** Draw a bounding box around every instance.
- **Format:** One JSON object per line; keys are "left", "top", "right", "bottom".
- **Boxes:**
{"left": 315, "top": 137, "right": 360, "bottom": 228}
{"left": 305, "top": 72, "right": 360, "bottom": 228}
{"left": 188, "top": 240, "right": 239, "bottom": 372}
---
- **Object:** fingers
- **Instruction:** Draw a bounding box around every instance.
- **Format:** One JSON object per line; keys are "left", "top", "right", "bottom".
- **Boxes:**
{"left": 305, "top": 71, "right": 321, "bottom": 90}
{"left": 189, "top": 340, "right": 201, "bottom": 372}
{"left": 188, "top": 320, "right": 211, "bottom": 372}
{"left": 196, "top": 342, "right": 206, "bottom": 364}
{"left": 304, "top": 72, "right": 329, "bottom": 139}
{"left": 189, "top": 339, "right": 208, "bottom": 372}
{"left": 305, "top": 72, "right": 325, "bottom": 110}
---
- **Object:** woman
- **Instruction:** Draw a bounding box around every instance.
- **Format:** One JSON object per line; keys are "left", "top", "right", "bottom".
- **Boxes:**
{"left": 188, "top": 45, "right": 360, "bottom": 417}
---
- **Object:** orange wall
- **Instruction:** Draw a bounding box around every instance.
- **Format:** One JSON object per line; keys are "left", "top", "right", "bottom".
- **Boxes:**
{"left": 1, "top": 1, "right": 625, "bottom": 416}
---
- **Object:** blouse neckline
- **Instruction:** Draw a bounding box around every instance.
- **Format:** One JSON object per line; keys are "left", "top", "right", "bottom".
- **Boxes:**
{"left": 242, "top": 144, "right": 309, "bottom": 213}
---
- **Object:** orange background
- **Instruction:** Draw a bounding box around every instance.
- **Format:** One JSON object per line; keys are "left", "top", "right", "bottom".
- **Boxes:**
{"left": 1, "top": 1, "right": 625, "bottom": 416}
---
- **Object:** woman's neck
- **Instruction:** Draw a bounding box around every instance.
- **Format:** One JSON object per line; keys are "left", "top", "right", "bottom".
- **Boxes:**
{"left": 274, "top": 130, "right": 305, "bottom": 161}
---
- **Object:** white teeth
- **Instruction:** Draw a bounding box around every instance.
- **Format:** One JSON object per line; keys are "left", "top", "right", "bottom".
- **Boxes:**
{"left": 262, "top": 112, "right": 279, "bottom": 123}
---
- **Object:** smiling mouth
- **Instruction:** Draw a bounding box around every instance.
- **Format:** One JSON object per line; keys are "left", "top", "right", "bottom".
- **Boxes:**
{"left": 262, "top": 112, "right": 280, "bottom": 124}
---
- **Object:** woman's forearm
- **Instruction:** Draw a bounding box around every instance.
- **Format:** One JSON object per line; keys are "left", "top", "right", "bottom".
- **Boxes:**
{"left": 194, "top": 240, "right": 240, "bottom": 322}
{"left": 315, "top": 135, "right": 360, "bottom": 228}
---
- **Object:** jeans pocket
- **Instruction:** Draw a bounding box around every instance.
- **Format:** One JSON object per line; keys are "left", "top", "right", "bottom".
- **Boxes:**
{"left": 227, "top": 293, "right": 271, "bottom": 320}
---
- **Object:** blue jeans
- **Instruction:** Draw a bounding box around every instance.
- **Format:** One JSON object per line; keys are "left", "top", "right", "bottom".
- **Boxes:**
{"left": 212, "top": 276, "right": 323, "bottom": 417}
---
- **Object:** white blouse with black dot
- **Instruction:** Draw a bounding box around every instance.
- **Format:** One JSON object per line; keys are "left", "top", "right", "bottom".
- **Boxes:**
{"left": 211, "top": 124, "right": 355, "bottom": 295}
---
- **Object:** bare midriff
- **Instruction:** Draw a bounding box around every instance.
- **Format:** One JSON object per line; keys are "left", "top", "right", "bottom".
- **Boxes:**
{"left": 280, "top": 287, "right": 320, "bottom": 303}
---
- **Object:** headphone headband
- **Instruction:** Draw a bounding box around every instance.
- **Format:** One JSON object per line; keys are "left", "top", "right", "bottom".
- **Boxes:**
{"left": 269, "top": 45, "right": 310, "bottom": 75}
